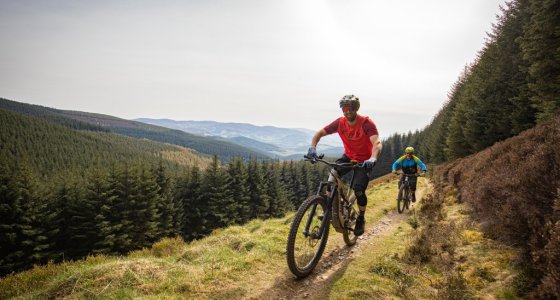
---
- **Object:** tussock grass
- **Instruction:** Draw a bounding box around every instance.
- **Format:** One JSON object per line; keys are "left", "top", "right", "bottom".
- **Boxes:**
{"left": 329, "top": 179, "right": 521, "bottom": 300}
{"left": 0, "top": 216, "right": 294, "bottom": 299}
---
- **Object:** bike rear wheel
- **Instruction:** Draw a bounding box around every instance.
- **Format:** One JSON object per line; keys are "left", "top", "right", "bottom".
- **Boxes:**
{"left": 286, "top": 195, "right": 330, "bottom": 278}
{"left": 342, "top": 195, "right": 359, "bottom": 246}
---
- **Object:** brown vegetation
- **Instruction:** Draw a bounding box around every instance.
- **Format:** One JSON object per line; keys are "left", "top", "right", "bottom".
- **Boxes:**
{"left": 433, "top": 115, "right": 560, "bottom": 298}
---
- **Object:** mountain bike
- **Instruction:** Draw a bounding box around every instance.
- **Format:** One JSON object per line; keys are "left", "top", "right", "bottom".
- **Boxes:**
{"left": 286, "top": 154, "right": 367, "bottom": 278}
{"left": 396, "top": 173, "right": 418, "bottom": 213}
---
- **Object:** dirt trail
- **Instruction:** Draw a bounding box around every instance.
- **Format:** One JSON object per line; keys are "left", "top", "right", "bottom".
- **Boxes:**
{"left": 250, "top": 186, "right": 428, "bottom": 300}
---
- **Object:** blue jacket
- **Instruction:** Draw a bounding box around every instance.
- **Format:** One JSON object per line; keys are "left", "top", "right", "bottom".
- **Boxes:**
{"left": 392, "top": 155, "right": 427, "bottom": 174}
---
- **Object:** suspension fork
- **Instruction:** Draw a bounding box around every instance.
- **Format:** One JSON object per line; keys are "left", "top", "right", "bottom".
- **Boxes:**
{"left": 303, "top": 184, "right": 336, "bottom": 238}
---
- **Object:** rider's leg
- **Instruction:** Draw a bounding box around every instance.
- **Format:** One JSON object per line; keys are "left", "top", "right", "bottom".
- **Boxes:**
{"left": 353, "top": 169, "right": 370, "bottom": 236}
{"left": 410, "top": 176, "right": 418, "bottom": 202}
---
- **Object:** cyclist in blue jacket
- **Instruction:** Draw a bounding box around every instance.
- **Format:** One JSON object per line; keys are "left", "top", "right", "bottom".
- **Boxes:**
{"left": 392, "top": 147, "right": 427, "bottom": 202}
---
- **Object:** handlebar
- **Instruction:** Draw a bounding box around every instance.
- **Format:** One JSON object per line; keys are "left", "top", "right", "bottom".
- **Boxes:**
{"left": 304, "top": 155, "right": 364, "bottom": 169}
{"left": 394, "top": 172, "right": 425, "bottom": 177}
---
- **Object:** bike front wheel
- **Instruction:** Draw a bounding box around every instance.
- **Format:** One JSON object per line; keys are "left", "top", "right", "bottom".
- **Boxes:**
{"left": 342, "top": 195, "right": 359, "bottom": 246}
{"left": 286, "top": 195, "right": 330, "bottom": 278}
{"left": 404, "top": 188, "right": 411, "bottom": 210}
{"left": 397, "top": 186, "right": 406, "bottom": 213}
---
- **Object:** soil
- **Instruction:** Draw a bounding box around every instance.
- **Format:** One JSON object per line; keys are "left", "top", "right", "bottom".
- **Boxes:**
{"left": 249, "top": 186, "right": 428, "bottom": 300}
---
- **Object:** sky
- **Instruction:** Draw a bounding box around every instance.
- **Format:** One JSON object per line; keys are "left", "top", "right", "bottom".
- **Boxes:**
{"left": 0, "top": 0, "right": 507, "bottom": 137}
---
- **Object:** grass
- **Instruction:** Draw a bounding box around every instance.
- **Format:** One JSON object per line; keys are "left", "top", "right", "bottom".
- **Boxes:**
{"left": 328, "top": 179, "right": 521, "bottom": 300}
{"left": 0, "top": 174, "right": 401, "bottom": 299}
{"left": 0, "top": 176, "right": 521, "bottom": 299}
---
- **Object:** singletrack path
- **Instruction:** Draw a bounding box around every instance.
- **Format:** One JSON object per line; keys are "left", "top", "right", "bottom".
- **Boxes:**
{"left": 249, "top": 185, "right": 428, "bottom": 300}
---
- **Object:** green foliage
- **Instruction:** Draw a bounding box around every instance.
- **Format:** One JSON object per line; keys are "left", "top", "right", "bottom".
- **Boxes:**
{"left": 247, "top": 159, "right": 269, "bottom": 219}
{"left": 0, "top": 162, "right": 50, "bottom": 276}
{"left": 227, "top": 157, "right": 251, "bottom": 223}
{"left": 202, "top": 156, "right": 237, "bottom": 228}
{"left": 402, "top": 0, "right": 559, "bottom": 164}
{"left": 176, "top": 165, "right": 208, "bottom": 240}
{"left": 520, "top": 0, "right": 560, "bottom": 122}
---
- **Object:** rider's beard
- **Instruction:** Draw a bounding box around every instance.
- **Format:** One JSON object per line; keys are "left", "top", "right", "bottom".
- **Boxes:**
{"left": 344, "top": 112, "right": 357, "bottom": 122}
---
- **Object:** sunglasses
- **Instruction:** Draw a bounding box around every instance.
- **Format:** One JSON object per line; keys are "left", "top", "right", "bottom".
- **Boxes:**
{"left": 341, "top": 106, "right": 355, "bottom": 113}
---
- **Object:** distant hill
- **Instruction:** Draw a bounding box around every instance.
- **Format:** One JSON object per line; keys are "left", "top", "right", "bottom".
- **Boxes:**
{"left": 0, "top": 107, "right": 212, "bottom": 176}
{"left": 135, "top": 118, "right": 344, "bottom": 158}
{"left": 223, "top": 136, "right": 281, "bottom": 152}
{"left": 0, "top": 98, "right": 269, "bottom": 161}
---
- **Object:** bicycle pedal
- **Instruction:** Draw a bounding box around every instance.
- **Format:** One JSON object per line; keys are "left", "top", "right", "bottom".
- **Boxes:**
{"left": 317, "top": 214, "right": 324, "bottom": 221}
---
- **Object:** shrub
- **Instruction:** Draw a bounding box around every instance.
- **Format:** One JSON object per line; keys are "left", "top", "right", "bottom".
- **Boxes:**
{"left": 434, "top": 115, "right": 560, "bottom": 298}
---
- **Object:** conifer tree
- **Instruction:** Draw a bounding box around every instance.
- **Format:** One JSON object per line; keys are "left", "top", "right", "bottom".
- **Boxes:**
{"left": 90, "top": 168, "right": 119, "bottom": 254}
{"left": 97, "top": 165, "right": 134, "bottom": 254}
{"left": 264, "top": 160, "right": 292, "bottom": 217}
{"left": 152, "top": 161, "right": 177, "bottom": 238}
{"left": 132, "top": 166, "right": 161, "bottom": 248}
{"left": 0, "top": 162, "right": 21, "bottom": 275}
{"left": 201, "top": 156, "right": 236, "bottom": 228}
{"left": 226, "top": 157, "right": 251, "bottom": 224}
{"left": 46, "top": 179, "right": 76, "bottom": 261}
{"left": 246, "top": 159, "right": 269, "bottom": 218}
{"left": 297, "top": 163, "right": 311, "bottom": 201}
{"left": 281, "top": 161, "right": 299, "bottom": 208}
{"left": 521, "top": 0, "right": 560, "bottom": 122}
{"left": 0, "top": 163, "right": 49, "bottom": 274}
{"left": 177, "top": 165, "right": 207, "bottom": 240}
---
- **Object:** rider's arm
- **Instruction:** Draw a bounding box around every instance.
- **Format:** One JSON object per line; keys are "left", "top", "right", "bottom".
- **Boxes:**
{"left": 310, "top": 129, "right": 327, "bottom": 148}
{"left": 312, "top": 119, "right": 339, "bottom": 147}
{"left": 363, "top": 118, "right": 381, "bottom": 160}
{"left": 392, "top": 156, "right": 404, "bottom": 171}
{"left": 369, "top": 135, "right": 382, "bottom": 160}
{"left": 413, "top": 156, "right": 427, "bottom": 172}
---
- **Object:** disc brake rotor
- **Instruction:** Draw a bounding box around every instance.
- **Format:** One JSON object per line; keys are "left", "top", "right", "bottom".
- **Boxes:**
{"left": 307, "top": 226, "right": 320, "bottom": 247}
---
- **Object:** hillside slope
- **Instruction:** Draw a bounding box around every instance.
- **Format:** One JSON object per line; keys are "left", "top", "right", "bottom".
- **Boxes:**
{"left": 433, "top": 114, "right": 560, "bottom": 298}
{"left": 0, "top": 175, "right": 521, "bottom": 299}
{"left": 0, "top": 108, "right": 211, "bottom": 176}
{"left": 0, "top": 98, "right": 269, "bottom": 161}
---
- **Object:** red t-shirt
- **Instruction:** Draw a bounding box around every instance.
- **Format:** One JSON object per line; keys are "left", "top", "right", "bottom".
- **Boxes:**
{"left": 324, "top": 115, "right": 378, "bottom": 161}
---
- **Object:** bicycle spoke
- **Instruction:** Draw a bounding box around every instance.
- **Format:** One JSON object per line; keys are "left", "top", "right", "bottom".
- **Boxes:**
{"left": 342, "top": 196, "right": 359, "bottom": 245}
{"left": 287, "top": 195, "right": 330, "bottom": 277}
{"left": 293, "top": 204, "right": 324, "bottom": 268}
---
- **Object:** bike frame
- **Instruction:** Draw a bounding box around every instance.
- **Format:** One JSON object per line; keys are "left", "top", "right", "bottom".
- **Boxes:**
{"left": 303, "top": 157, "right": 359, "bottom": 238}
{"left": 400, "top": 173, "right": 417, "bottom": 195}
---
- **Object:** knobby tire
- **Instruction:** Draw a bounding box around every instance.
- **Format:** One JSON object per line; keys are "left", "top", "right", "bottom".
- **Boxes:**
{"left": 342, "top": 195, "right": 359, "bottom": 246}
{"left": 286, "top": 195, "right": 330, "bottom": 278}
{"left": 397, "top": 185, "right": 406, "bottom": 213}
{"left": 404, "top": 188, "right": 411, "bottom": 210}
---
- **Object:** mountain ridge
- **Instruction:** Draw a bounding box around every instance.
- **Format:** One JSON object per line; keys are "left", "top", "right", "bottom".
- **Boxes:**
{"left": 0, "top": 98, "right": 269, "bottom": 161}
{"left": 135, "top": 118, "right": 344, "bottom": 158}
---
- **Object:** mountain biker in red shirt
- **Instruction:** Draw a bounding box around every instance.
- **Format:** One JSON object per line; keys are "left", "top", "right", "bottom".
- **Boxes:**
{"left": 307, "top": 95, "right": 382, "bottom": 236}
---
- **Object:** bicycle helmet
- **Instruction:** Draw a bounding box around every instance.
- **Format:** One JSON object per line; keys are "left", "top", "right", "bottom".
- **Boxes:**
{"left": 405, "top": 147, "right": 414, "bottom": 154}
{"left": 339, "top": 94, "right": 360, "bottom": 111}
